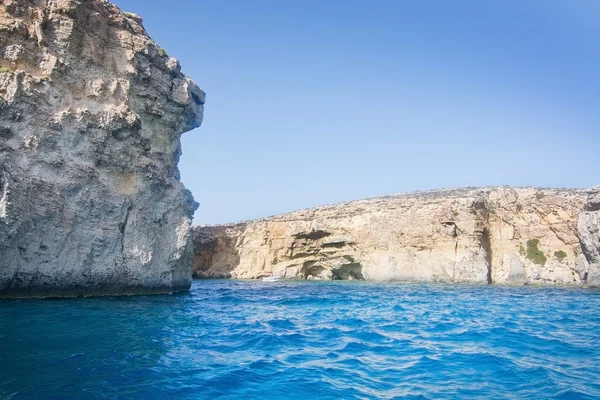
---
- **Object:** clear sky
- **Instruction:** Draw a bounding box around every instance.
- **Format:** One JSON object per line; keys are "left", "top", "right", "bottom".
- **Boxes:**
{"left": 113, "top": 0, "right": 599, "bottom": 225}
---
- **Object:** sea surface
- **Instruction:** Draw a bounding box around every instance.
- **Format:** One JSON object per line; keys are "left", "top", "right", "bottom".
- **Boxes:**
{"left": 1, "top": 280, "right": 600, "bottom": 399}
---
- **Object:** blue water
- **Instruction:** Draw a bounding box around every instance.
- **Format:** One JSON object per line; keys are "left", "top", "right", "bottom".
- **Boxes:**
{"left": 2, "top": 281, "right": 600, "bottom": 399}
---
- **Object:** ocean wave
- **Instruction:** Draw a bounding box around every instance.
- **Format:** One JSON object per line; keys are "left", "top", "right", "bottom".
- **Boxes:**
{"left": 1, "top": 280, "right": 600, "bottom": 399}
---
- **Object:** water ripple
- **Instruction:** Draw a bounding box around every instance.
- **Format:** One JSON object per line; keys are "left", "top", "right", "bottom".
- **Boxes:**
{"left": 1, "top": 281, "right": 600, "bottom": 399}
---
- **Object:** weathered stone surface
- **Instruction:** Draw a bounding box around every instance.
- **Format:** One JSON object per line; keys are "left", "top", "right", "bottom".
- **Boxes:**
{"left": 192, "top": 224, "right": 246, "bottom": 279}
{"left": 0, "top": 0, "right": 204, "bottom": 297}
{"left": 579, "top": 186, "right": 600, "bottom": 286}
{"left": 194, "top": 187, "right": 600, "bottom": 286}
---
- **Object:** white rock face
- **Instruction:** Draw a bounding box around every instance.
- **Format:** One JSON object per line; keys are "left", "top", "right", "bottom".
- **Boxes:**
{"left": 194, "top": 187, "right": 600, "bottom": 286}
{"left": 0, "top": 0, "right": 204, "bottom": 297}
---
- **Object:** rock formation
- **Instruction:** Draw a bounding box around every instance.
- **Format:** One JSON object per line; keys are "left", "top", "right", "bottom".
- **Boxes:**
{"left": 194, "top": 187, "right": 600, "bottom": 286}
{"left": 0, "top": 0, "right": 204, "bottom": 297}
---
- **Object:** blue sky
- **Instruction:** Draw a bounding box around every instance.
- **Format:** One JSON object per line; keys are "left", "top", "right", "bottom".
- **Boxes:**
{"left": 113, "top": 0, "right": 599, "bottom": 225}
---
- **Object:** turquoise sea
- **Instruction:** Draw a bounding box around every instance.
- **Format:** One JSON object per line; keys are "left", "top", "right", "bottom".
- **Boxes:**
{"left": 1, "top": 280, "right": 600, "bottom": 399}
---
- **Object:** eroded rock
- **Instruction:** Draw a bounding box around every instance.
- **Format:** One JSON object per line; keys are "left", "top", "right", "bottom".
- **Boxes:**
{"left": 194, "top": 187, "right": 600, "bottom": 286}
{"left": 579, "top": 187, "right": 600, "bottom": 286}
{"left": 0, "top": 0, "right": 204, "bottom": 297}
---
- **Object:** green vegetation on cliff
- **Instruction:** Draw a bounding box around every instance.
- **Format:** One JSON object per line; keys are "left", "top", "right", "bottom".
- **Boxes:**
{"left": 554, "top": 250, "right": 567, "bottom": 261}
{"left": 526, "top": 239, "right": 547, "bottom": 266}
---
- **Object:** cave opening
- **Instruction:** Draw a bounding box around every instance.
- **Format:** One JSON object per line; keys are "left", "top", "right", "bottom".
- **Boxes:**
{"left": 332, "top": 262, "right": 364, "bottom": 280}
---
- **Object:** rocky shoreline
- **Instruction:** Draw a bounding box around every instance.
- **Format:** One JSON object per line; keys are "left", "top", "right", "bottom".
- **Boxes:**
{"left": 193, "top": 186, "right": 600, "bottom": 287}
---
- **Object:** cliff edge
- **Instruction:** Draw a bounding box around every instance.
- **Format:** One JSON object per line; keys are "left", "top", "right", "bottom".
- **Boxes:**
{"left": 0, "top": 0, "right": 205, "bottom": 297}
{"left": 194, "top": 187, "right": 600, "bottom": 286}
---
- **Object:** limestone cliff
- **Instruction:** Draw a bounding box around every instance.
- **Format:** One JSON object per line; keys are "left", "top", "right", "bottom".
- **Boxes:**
{"left": 0, "top": 0, "right": 205, "bottom": 297}
{"left": 194, "top": 187, "right": 600, "bottom": 286}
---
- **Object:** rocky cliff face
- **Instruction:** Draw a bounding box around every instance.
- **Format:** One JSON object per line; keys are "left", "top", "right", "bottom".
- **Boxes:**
{"left": 0, "top": 0, "right": 205, "bottom": 297}
{"left": 194, "top": 187, "right": 600, "bottom": 286}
